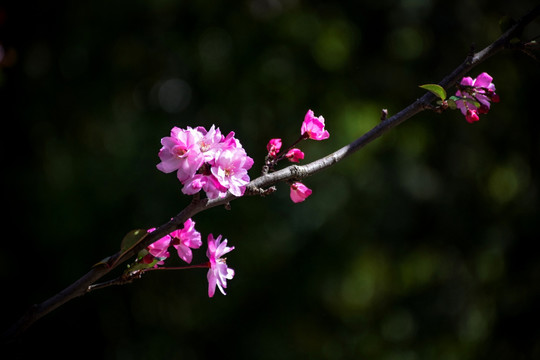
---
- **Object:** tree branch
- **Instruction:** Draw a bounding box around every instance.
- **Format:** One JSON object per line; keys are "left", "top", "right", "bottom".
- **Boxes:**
{"left": 3, "top": 4, "right": 538, "bottom": 344}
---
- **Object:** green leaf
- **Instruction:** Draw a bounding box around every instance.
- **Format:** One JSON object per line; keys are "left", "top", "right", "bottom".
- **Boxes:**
{"left": 465, "top": 98, "right": 480, "bottom": 108}
{"left": 120, "top": 229, "right": 148, "bottom": 255}
{"left": 92, "top": 256, "right": 112, "bottom": 268}
{"left": 124, "top": 255, "right": 167, "bottom": 274}
{"left": 137, "top": 248, "right": 149, "bottom": 260}
{"left": 447, "top": 98, "right": 457, "bottom": 110}
{"left": 449, "top": 95, "right": 480, "bottom": 109}
{"left": 419, "top": 84, "right": 447, "bottom": 101}
{"left": 125, "top": 261, "right": 153, "bottom": 274}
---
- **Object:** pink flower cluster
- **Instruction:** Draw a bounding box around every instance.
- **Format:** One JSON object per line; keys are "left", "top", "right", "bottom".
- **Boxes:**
{"left": 455, "top": 72, "right": 499, "bottom": 123}
{"left": 157, "top": 125, "right": 254, "bottom": 199}
{"left": 147, "top": 111, "right": 330, "bottom": 296}
{"left": 265, "top": 109, "right": 330, "bottom": 203}
{"left": 144, "top": 220, "right": 235, "bottom": 298}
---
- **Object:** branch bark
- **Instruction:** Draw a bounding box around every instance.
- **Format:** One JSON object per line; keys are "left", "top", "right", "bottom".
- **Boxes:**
{"left": 3, "top": 4, "right": 539, "bottom": 344}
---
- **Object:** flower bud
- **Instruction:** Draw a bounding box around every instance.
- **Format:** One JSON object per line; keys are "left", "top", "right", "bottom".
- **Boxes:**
{"left": 466, "top": 109, "right": 480, "bottom": 123}
{"left": 285, "top": 148, "right": 305, "bottom": 163}
{"left": 290, "top": 182, "right": 312, "bottom": 203}
{"left": 266, "top": 138, "right": 282, "bottom": 157}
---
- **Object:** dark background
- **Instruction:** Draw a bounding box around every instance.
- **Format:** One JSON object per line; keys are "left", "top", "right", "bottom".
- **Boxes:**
{"left": 2, "top": 1, "right": 539, "bottom": 359}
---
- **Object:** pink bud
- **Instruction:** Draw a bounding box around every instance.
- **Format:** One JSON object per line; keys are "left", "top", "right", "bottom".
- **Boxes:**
{"left": 266, "top": 138, "right": 282, "bottom": 157}
{"left": 290, "top": 182, "right": 312, "bottom": 203}
{"left": 478, "top": 104, "right": 490, "bottom": 114}
{"left": 285, "top": 148, "right": 305, "bottom": 163}
{"left": 141, "top": 253, "right": 155, "bottom": 264}
{"left": 466, "top": 109, "right": 480, "bottom": 123}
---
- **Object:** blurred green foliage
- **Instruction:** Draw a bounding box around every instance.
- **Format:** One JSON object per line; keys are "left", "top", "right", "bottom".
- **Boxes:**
{"left": 2, "top": 0, "right": 539, "bottom": 359}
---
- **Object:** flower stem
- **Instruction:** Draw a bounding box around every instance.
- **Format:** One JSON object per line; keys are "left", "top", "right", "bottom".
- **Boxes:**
{"left": 275, "top": 135, "right": 306, "bottom": 162}
{"left": 86, "top": 262, "right": 210, "bottom": 293}
{"left": 144, "top": 262, "right": 211, "bottom": 272}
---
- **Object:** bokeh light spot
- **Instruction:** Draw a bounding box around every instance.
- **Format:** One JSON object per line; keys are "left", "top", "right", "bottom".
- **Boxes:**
{"left": 339, "top": 249, "right": 389, "bottom": 311}
{"left": 487, "top": 160, "right": 529, "bottom": 204}
{"left": 312, "top": 20, "right": 357, "bottom": 71}
{"left": 381, "top": 308, "right": 417, "bottom": 342}
{"left": 387, "top": 27, "right": 424, "bottom": 60}
{"left": 198, "top": 28, "right": 232, "bottom": 73}
{"left": 157, "top": 78, "right": 192, "bottom": 114}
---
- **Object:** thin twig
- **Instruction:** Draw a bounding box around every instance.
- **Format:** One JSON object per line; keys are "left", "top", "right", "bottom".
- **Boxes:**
{"left": 86, "top": 263, "right": 210, "bottom": 293}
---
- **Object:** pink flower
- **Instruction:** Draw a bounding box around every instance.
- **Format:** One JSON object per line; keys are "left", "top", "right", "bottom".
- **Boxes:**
{"left": 267, "top": 138, "right": 282, "bottom": 157}
{"left": 290, "top": 182, "right": 312, "bottom": 203}
{"left": 211, "top": 147, "right": 254, "bottom": 197}
{"left": 206, "top": 234, "right": 235, "bottom": 297}
{"left": 301, "top": 109, "right": 329, "bottom": 140}
{"left": 181, "top": 173, "right": 228, "bottom": 199}
{"left": 169, "top": 219, "right": 202, "bottom": 264}
{"left": 146, "top": 228, "right": 172, "bottom": 265}
{"left": 285, "top": 148, "right": 304, "bottom": 163}
{"left": 455, "top": 72, "right": 498, "bottom": 123}
{"left": 195, "top": 125, "right": 224, "bottom": 163}
{"left": 156, "top": 127, "right": 204, "bottom": 183}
